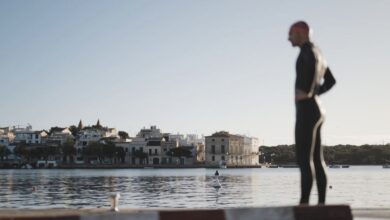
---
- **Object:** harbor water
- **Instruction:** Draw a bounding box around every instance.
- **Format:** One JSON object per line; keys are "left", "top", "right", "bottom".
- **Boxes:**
{"left": 0, "top": 166, "right": 389, "bottom": 209}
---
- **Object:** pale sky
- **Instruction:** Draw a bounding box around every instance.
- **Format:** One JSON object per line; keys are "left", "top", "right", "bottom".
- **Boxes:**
{"left": 1, "top": 0, "right": 390, "bottom": 146}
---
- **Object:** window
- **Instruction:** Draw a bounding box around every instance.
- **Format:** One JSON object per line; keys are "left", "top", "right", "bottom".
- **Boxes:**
{"left": 212, "top": 156, "right": 215, "bottom": 161}
{"left": 155, "top": 149, "right": 158, "bottom": 155}
{"left": 211, "top": 145, "right": 215, "bottom": 154}
{"left": 221, "top": 145, "right": 225, "bottom": 154}
{"left": 149, "top": 149, "right": 152, "bottom": 155}
{"left": 221, "top": 139, "right": 224, "bottom": 142}
{"left": 125, "top": 148, "right": 128, "bottom": 152}
{"left": 132, "top": 147, "right": 135, "bottom": 153}
{"left": 221, "top": 156, "right": 225, "bottom": 161}
{"left": 212, "top": 139, "right": 215, "bottom": 142}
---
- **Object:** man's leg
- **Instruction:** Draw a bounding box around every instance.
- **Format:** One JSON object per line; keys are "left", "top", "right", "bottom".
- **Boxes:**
{"left": 296, "top": 121, "right": 314, "bottom": 204}
{"left": 313, "top": 124, "right": 327, "bottom": 204}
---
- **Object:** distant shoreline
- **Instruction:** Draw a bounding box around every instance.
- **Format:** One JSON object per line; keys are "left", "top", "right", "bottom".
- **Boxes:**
{"left": 0, "top": 163, "right": 264, "bottom": 169}
{"left": 1, "top": 164, "right": 388, "bottom": 169}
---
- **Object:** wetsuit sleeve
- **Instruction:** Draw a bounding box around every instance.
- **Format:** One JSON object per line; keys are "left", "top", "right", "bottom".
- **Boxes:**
{"left": 296, "top": 50, "right": 316, "bottom": 96}
{"left": 318, "top": 67, "right": 336, "bottom": 95}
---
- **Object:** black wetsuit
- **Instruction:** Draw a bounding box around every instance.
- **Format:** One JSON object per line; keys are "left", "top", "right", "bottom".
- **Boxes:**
{"left": 295, "top": 42, "right": 336, "bottom": 204}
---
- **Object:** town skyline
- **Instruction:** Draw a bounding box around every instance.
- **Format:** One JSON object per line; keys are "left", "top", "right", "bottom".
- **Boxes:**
{"left": 2, "top": 120, "right": 389, "bottom": 146}
{"left": 1, "top": 1, "right": 390, "bottom": 146}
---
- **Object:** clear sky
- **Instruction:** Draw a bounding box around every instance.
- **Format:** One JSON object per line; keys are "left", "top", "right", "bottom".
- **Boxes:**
{"left": 1, "top": 0, "right": 389, "bottom": 146}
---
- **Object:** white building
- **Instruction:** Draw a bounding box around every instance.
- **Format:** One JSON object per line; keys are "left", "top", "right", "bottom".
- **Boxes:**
{"left": 76, "top": 129, "right": 102, "bottom": 147}
{"left": 145, "top": 137, "right": 163, "bottom": 165}
{"left": 13, "top": 126, "right": 48, "bottom": 144}
{"left": 100, "top": 128, "right": 118, "bottom": 139}
{"left": 168, "top": 134, "right": 205, "bottom": 146}
{"left": 205, "top": 131, "right": 259, "bottom": 166}
{"left": 48, "top": 127, "right": 74, "bottom": 145}
{"left": 0, "top": 127, "right": 15, "bottom": 146}
{"left": 136, "top": 126, "right": 162, "bottom": 139}
{"left": 186, "top": 134, "right": 205, "bottom": 145}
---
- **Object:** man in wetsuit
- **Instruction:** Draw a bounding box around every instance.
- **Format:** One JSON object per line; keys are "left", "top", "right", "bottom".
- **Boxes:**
{"left": 288, "top": 21, "right": 336, "bottom": 205}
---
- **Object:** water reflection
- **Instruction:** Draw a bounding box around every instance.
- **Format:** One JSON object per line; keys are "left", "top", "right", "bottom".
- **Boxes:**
{"left": 0, "top": 169, "right": 255, "bottom": 209}
{"left": 0, "top": 167, "right": 389, "bottom": 209}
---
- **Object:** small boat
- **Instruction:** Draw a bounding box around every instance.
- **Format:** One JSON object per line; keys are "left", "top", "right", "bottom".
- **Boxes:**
{"left": 267, "top": 165, "right": 279, "bottom": 168}
{"left": 342, "top": 165, "right": 350, "bottom": 168}
{"left": 329, "top": 165, "right": 341, "bottom": 168}
{"left": 383, "top": 165, "right": 390, "bottom": 168}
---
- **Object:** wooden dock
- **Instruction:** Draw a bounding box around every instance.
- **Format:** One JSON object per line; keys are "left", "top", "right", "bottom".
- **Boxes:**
{"left": 2, "top": 205, "right": 381, "bottom": 220}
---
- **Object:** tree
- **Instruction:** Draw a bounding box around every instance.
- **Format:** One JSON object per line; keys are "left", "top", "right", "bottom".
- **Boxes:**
{"left": 14, "top": 144, "right": 30, "bottom": 162}
{"left": 62, "top": 138, "right": 76, "bottom": 163}
{"left": 118, "top": 131, "right": 129, "bottom": 140}
{"left": 102, "top": 141, "right": 116, "bottom": 163}
{"left": 31, "top": 145, "right": 59, "bottom": 161}
{"left": 69, "top": 125, "right": 79, "bottom": 136}
{"left": 93, "top": 119, "right": 102, "bottom": 129}
{"left": 116, "top": 147, "right": 126, "bottom": 163}
{"left": 0, "top": 145, "right": 11, "bottom": 160}
{"left": 77, "top": 119, "right": 84, "bottom": 130}
{"left": 83, "top": 142, "right": 103, "bottom": 163}
{"left": 134, "top": 149, "right": 148, "bottom": 164}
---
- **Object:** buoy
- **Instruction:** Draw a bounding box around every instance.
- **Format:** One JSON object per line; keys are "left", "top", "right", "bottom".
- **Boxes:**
{"left": 32, "top": 186, "right": 36, "bottom": 192}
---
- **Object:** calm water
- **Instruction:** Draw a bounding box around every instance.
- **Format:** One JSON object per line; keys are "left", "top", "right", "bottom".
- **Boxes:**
{"left": 0, "top": 166, "right": 389, "bottom": 209}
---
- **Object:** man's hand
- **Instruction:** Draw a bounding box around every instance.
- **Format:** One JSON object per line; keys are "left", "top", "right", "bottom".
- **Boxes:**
{"left": 295, "top": 89, "right": 309, "bottom": 101}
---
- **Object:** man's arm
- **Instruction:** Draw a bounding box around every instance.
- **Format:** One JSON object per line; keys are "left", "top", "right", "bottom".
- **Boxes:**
{"left": 318, "top": 68, "right": 336, "bottom": 95}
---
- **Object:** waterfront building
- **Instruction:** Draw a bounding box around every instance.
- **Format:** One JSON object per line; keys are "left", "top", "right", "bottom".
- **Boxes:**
{"left": 205, "top": 131, "right": 259, "bottom": 166}
{"left": 0, "top": 127, "right": 15, "bottom": 146}
{"left": 117, "top": 137, "right": 148, "bottom": 165}
{"left": 168, "top": 133, "right": 205, "bottom": 146}
{"left": 73, "top": 120, "right": 118, "bottom": 164}
{"left": 185, "top": 134, "right": 205, "bottom": 145}
{"left": 47, "top": 127, "right": 74, "bottom": 146}
{"left": 13, "top": 125, "right": 48, "bottom": 144}
{"left": 161, "top": 135, "right": 179, "bottom": 164}
{"left": 145, "top": 137, "right": 164, "bottom": 165}
{"left": 114, "top": 126, "right": 201, "bottom": 166}
{"left": 136, "top": 126, "right": 162, "bottom": 139}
